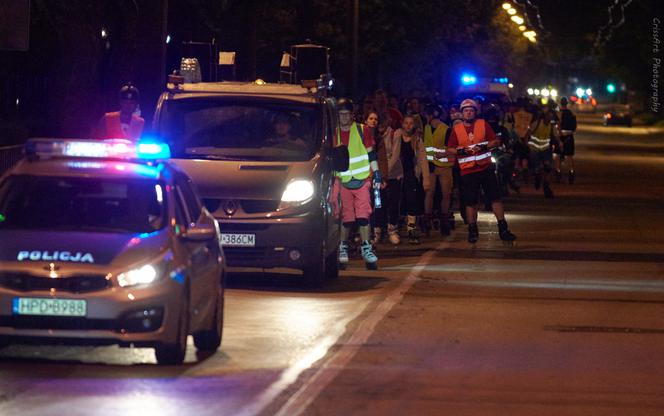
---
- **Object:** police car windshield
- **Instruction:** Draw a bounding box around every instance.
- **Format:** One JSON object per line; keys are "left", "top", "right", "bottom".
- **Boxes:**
{"left": 159, "top": 100, "right": 322, "bottom": 162}
{"left": 0, "top": 175, "right": 167, "bottom": 234}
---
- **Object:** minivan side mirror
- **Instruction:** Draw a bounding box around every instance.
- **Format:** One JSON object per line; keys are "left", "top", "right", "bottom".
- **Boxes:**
{"left": 180, "top": 223, "right": 216, "bottom": 241}
{"left": 329, "top": 145, "right": 349, "bottom": 172}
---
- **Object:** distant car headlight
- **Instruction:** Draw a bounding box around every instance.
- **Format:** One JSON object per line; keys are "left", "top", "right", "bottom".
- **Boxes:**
{"left": 117, "top": 264, "right": 158, "bottom": 287}
{"left": 280, "top": 180, "right": 315, "bottom": 204}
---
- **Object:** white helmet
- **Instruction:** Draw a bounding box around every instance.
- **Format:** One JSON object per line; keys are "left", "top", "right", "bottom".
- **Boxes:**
{"left": 460, "top": 99, "right": 479, "bottom": 112}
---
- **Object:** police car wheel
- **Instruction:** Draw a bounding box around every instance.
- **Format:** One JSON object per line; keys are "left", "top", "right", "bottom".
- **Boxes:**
{"left": 155, "top": 289, "right": 190, "bottom": 365}
{"left": 193, "top": 285, "right": 224, "bottom": 351}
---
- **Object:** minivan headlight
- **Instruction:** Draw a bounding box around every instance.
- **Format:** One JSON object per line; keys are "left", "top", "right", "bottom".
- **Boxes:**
{"left": 117, "top": 264, "right": 158, "bottom": 287}
{"left": 280, "top": 180, "right": 315, "bottom": 204}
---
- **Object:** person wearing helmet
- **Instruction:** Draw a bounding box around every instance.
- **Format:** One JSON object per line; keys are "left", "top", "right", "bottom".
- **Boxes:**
{"left": 333, "top": 98, "right": 381, "bottom": 269}
{"left": 446, "top": 98, "right": 516, "bottom": 243}
{"left": 528, "top": 103, "right": 557, "bottom": 198}
{"left": 509, "top": 96, "right": 534, "bottom": 183}
{"left": 485, "top": 104, "right": 520, "bottom": 196}
{"left": 423, "top": 104, "right": 455, "bottom": 236}
{"left": 96, "top": 83, "right": 144, "bottom": 140}
{"left": 554, "top": 96, "right": 577, "bottom": 184}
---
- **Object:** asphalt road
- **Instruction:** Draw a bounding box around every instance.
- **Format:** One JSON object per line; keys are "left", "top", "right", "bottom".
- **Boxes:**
{"left": 1, "top": 113, "right": 663, "bottom": 415}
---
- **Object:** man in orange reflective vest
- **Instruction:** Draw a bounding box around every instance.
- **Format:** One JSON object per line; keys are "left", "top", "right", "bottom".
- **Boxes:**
{"left": 447, "top": 99, "right": 516, "bottom": 244}
{"left": 96, "top": 83, "right": 145, "bottom": 140}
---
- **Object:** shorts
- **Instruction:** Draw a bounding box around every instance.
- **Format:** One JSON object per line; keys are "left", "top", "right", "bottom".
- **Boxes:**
{"left": 513, "top": 140, "right": 530, "bottom": 161}
{"left": 554, "top": 135, "right": 575, "bottom": 156}
{"left": 529, "top": 149, "right": 553, "bottom": 171}
{"left": 459, "top": 167, "right": 501, "bottom": 206}
{"left": 340, "top": 180, "right": 372, "bottom": 222}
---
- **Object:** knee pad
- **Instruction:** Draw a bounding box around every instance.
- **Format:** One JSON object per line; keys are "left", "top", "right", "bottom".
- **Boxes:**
{"left": 356, "top": 218, "right": 369, "bottom": 227}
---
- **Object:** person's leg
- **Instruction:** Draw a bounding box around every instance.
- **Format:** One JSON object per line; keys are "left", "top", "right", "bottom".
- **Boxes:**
{"left": 403, "top": 173, "right": 421, "bottom": 244}
{"left": 480, "top": 169, "right": 516, "bottom": 241}
{"left": 440, "top": 167, "right": 453, "bottom": 235}
{"left": 460, "top": 172, "right": 480, "bottom": 243}
{"left": 386, "top": 178, "right": 402, "bottom": 244}
{"left": 354, "top": 181, "right": 378, "bottom": 267}
{"left": 338, "top": 186, "right": 357, "bottom": 265}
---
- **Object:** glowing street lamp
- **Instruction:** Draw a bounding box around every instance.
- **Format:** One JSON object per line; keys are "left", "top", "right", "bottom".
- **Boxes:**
{"left": 502, "top": 3, "right": 512, "bottom": 10}
{"left": 527, "top": 88, "right": 534, "bottom": 95}
{"left": 511, "top": 15, "right": 524, "bottom": 25}
{"left": 550, "top": 89, "right": 558, "bottom": 97}
{"left": 576, "top": 87, "right": 585, "bottom": 97}
{"left": 519, "top": 25, "right": 526, "bottom": 31}
{"left": 523, "top": 31, "right": 537, "bottom": 37}
{"left": 586, "top": 88, "right": 593, "bottom": 96}
{"left": 507, "top": 8, "right": 517, "bottom": 15}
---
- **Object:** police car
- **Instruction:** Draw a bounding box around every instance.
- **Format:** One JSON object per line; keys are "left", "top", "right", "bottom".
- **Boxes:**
{"left": 0, "top": 139, "right": 225, "bottom": 365}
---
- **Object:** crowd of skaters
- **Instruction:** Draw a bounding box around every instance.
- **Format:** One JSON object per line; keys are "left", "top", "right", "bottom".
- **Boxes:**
{"left": 331, "top": 88, "right": 578, "bottom": 270}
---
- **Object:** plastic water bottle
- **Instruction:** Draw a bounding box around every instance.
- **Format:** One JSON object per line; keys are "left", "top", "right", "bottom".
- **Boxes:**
{"left": 373, "top": 186, "right": 382, "bottom": 209}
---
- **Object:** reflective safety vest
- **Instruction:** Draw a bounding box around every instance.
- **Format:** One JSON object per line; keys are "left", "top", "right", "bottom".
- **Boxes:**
{"left": 424, "top": 123, "right": 453, "bottom": 167}
{"left": 528, "top": 120, "right": 552, "bottom": 153}
{"left": 103, "top": 111, "right": 144, "bottom": 140}
{"left": 336, "top": 122, "right": 371, "bottom": 183}
{"left": 454, "top": 120, "right": 492, "bottom": 171}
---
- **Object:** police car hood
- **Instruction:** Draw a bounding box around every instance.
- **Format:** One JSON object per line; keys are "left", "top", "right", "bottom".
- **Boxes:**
{"left": 0, "top": 229, "right": 168, "bottom": 267}
{"left": 170, "top": 156, "right": 318, "bottom": 200}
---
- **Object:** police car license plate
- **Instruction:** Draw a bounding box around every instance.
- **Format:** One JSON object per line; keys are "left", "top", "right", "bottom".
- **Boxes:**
{"left": 13, "top": 297, "right": 87, "bottom": 317}
{"left": 221, "top": 233, "right": 256, "bottom": 247}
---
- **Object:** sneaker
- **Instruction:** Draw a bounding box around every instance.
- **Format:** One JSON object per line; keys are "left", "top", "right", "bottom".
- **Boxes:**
{"left": 543, "top": 183, "right": 554, "bottom": 198}
{"left": 408, "top": 229, "right": 420, "bottom": 245}
{"left": 372, "top": 227, "right": 382, "bottom": 245}
{"left": 338, "top": 241, "right": 349, "bottom": 264}
{"left": 360, "top": 240, "right": 378, "bottom": 268}
{"left": 388, "top": 225, "right": 400, "bottom": 245}
{"left": 534, "top": 173, "right": 541, "bottom": 190}
{"left": 468, "top": 223, "right": 479, "bottom": 243}
{"left": 497, "top": 220, "right": 516, "bottom": 241}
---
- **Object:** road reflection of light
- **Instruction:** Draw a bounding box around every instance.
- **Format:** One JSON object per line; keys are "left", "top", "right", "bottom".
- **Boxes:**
{"left": 115, "top": 392, "right": 171, "bottom": 416}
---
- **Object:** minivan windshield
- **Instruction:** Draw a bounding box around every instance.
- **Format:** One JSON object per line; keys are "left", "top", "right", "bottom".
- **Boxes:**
{"left": 159, "top": 98, "right": 323, "bottom": 162}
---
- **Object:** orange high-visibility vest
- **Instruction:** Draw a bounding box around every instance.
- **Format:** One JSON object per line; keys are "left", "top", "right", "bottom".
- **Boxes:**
{"left": 103, "top": 111, "right": 144, "bottom": 140}
{"left": 454, "top": 120, "right": 491, "bottom": 171}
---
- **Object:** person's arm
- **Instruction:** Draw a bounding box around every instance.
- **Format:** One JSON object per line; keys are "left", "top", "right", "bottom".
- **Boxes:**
{"left": 446, "top": 129, "right": 459, "bottom": 155}
{"left": 485, "top": 121, "right": 499, "bottom": 148}
{"left": 417, "top": 137, "right": 431, "bottom": 189}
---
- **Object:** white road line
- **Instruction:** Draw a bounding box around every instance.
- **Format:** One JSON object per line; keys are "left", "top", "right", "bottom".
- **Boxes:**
{"left": 271, "top": 242, "right": 447, "bottom": 416}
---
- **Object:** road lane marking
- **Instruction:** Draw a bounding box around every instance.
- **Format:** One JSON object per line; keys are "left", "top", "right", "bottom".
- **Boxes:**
{"left": 271, "top": 242, "right": 447, "bottom": 416}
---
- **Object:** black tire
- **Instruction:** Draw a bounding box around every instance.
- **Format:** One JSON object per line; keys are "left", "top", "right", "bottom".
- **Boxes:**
{"left": 155, "top": 290, "right": 190, "bottom": 365}
{"left": 193, "top": 285, "right": 224, "bottom": 351}
{"left": 325, "top": 246, "right": 339, "bottom": 280}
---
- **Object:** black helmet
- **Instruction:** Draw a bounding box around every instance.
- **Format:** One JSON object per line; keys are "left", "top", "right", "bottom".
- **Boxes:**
{"left": 119, "top": 83, "right": 140, "bottom": 101}
{"left": 337, "top": 98, "right": 354, "bottom": 112}
{"left": 424, "top": 103, "right": 443, "bottom": 118}
{"left": 483, "top": 103, "right": 501, "bottom": 123}
{"left": 559, "top": 96, "right": 568, "bottom": 106}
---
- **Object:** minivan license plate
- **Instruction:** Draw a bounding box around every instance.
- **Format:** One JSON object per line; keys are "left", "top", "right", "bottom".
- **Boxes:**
{"left": 13, "top": 297, "right": 87, "bottom": 317}
{"left": 221, "top": 233, "right": 256, "bottom": 247}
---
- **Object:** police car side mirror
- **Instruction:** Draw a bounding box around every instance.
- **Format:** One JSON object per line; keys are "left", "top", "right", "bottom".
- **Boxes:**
{"left": 180, "top": 224, "right": 216, "bottom": 241}
{"left": 329, "top": 145, "right": 349, "bottom": 172}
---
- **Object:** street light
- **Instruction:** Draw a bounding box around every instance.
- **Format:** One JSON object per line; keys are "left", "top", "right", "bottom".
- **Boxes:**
{"left": 586, "top": 88, "right": 593, "bottom": 96}
{"left": 523, "top": 31, "right": 537, "bottom": 37}
{"left": 519, "top": 25, "right": 526, "bottom": 31}
{"left": 576, "top": 87, "right": 585, "bottom": 97}
{"left": 507, "top": 8, "right": 517, "bottom": 15}
{"left": 502, "top": 3, "right": 512, "bottom": 10}
{"left": 511, "top": 15, "right": 524, "bottom": 25}
{"left": 606, "top": 83, "right": 616, "bottom": 93}
{"left": 550, "top": 89, "right": 558, "bottom": 97}
{"left": 527, "top": 88, "right": 534, "bottom": 95}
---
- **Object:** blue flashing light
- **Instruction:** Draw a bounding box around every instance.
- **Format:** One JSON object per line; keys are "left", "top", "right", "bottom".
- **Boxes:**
{"left": 492, "top": 77, "right": 509, "bottom": 84}
{"left": 461, "top": 74, "right": 477, "bottom": 85}
{"left": 137, "top": 142, "right": 171, "bottom": 159}
{"left": 606, "top": 83, "right": 616, "bottom": 93}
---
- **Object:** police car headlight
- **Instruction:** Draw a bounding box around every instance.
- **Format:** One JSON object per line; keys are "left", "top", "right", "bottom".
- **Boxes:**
{"left": 280, "top": 180, "right": 315, "bottom": 206}
{"left": 117, "top": 264, "right": 158, "bottom": 287}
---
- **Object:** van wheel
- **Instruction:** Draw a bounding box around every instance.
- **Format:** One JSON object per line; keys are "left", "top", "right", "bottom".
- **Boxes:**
{"left": 155, "top": 290, "right": 190, "bottom": 365}
{"left": 303, "top": 242, "right": 326, "bottom": 287}
{"left": 325, "top": 246, "right": 339, "bottom": 280}
{"left": 193, "top": 285, "right": 224, "bottom": 351}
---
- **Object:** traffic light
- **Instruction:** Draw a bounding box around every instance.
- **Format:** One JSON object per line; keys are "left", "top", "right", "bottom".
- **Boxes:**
{"left": 606, "top": 83, "right": 616, "bottom": 93}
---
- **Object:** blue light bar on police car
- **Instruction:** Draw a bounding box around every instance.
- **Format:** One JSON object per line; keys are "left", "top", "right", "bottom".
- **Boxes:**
{"left": 461, "top": 74, "right": 477, "bottom": 85}
{"left": 25, "top": 139, "right": 171, "bottom": 160}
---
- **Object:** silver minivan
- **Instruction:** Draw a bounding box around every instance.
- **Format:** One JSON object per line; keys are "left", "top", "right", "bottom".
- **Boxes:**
{"left": 154, "top": 81, "right": 348, "bottom": 286}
